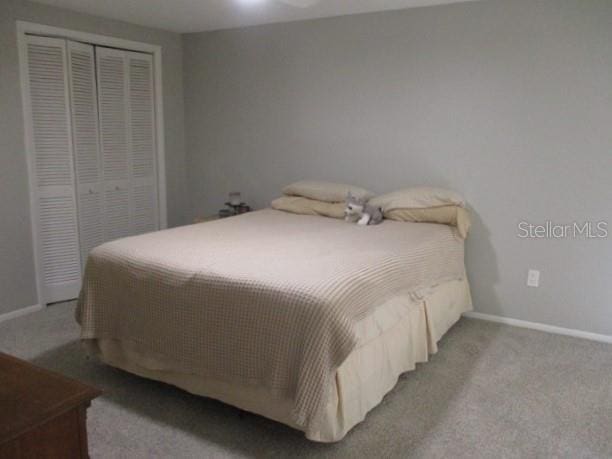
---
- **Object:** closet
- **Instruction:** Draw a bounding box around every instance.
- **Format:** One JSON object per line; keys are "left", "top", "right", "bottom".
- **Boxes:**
{"left": 23, "top": 35, "right": 159, "bottom": 304}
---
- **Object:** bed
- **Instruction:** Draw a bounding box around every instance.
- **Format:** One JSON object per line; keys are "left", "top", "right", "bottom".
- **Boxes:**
{"left": 76, "top": 209, "right": 472, "bottom": 442}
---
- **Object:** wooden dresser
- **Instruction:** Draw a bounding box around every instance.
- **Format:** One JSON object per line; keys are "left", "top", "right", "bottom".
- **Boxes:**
{"left": 0, "top": 352, "right": 101, "bottom": 458}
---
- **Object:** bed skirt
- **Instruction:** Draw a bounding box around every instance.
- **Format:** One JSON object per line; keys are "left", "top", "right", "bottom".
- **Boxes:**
{"left": 83, "top": 278, "right": 472, "bottom": 442}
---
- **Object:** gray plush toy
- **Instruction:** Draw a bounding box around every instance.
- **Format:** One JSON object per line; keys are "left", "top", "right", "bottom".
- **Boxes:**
{"left": 344, "top": 192, "right": 383, "bottom": 225}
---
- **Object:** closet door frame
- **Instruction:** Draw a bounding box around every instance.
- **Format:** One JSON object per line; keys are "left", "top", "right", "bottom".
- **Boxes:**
{"left": 17, "top": 21, "right": 167, "bottom": 308}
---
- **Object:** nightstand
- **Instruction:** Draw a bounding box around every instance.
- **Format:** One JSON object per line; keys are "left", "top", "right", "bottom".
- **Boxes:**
{"left": 193, "top": 215, "right": 220, "bottom": 224}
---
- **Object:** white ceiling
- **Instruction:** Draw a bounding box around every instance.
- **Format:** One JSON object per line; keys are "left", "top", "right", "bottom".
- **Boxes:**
{"left": 31, "top": 0, "right": 479, "bottom": 33}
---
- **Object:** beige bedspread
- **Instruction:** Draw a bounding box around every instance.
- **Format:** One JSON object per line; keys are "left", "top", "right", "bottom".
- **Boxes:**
{"left": 76, "top": 209, "right": 465, "bottom": 434}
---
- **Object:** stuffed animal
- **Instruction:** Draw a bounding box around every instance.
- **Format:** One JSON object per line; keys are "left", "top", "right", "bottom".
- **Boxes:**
{"left": 344, "top": 192, "right": 383, "bottom": 225}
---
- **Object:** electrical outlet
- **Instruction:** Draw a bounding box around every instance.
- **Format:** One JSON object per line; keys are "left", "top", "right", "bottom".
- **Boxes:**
{"left": 527, "top": 269, "right": 540, "bottom": 287}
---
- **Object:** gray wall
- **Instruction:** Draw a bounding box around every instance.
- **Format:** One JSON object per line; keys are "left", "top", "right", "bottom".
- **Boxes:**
{"left": 184, "top": 0, "right": 612, "bottom": 334}
{"left": 0, "top": 0, "right": 187, "bottom": 314}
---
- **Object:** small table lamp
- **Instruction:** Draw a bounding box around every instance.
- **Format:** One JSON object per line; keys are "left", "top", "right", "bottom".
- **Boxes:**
{"left": 228, "top": 191, "right": 242, "bottom": 206}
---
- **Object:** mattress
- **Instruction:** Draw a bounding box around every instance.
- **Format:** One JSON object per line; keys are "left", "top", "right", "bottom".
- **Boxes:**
{"left": 84, "top": 278, "right": 471, "bottom": 442}
{"left": 77, "top": 209, "right": 467, "bottom": 438}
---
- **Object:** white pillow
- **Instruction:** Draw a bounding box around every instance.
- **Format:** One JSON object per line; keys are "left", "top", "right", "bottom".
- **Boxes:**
{"left": 282, "top": 180, "right": 374, "bottom": 203}
{"left": 271, "top": 196, "right": 346, "bottom": 219}
{"left": 369, "top": 187, "right": 466, "bottom": 210}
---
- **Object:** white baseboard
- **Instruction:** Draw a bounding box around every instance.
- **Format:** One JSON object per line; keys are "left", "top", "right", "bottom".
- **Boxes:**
{"left": 0, "top": 304, "right": 43, "bottom": 324}
{"left": 463, "top": 311, "right": 612, "bottom": 344}
{"left": 3, "top": 304, "right": 610, "bottom": 344}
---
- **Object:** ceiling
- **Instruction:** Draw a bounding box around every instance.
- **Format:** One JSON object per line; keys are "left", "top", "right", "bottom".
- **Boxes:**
{"left": 31, "top": 0, "right": 479, "bottom": 33}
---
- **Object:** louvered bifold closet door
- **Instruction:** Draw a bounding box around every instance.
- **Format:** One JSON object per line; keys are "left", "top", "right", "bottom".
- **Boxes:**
{"left": 67, "top": 41, "right": 103, "bottom": 269}
{"left": 127, "top": 51, "right": 158, "bottom": 234}
{"left": 25, "top": 36, "right": 82, "bottom": 303}
{"left": 96, "top": 47, "right": 132, "bottom": 241}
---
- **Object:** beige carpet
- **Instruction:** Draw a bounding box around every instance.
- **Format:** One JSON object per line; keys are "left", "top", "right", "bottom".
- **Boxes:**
{"left": 1, "top": 301, "right": 611, "bottom": 458}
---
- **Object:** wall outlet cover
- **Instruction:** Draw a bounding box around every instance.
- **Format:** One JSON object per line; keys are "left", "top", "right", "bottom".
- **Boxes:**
{"left": 527, "top": 269, "right": 540, "bottom": 288}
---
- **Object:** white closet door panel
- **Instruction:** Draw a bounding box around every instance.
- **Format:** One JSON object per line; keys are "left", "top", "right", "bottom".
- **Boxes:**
{"left": 68, "top": 41, "right": 105, "bottom": 268}
{"left": 97, "top": 47, "right": 132, "bottom": 242}
{"left": 27, "top": 37, "right": 74, "bottom": 188}
{"left": 77, "top": 184, "right": 104, "bottom": 266}
{"left": 25, "top": 35, "right": 81, "bottom": 303}
{"left": 128, "top": 53, "right": 156, "bottom": 179}
{"left": 68, "top": 41, "right": 101, "bottom": 186}
{"left": 132, "top": 181, "right": 157, "bottom": 234}
{"left": 97, "top": 47, "right": 129, "bottom": 182}
{"left": 127, "top": 52, "right": 158, "bottom": 234}
{"left": 39, "top": 188, "right": 82, "bottom": 295}
{"left": 104, "top": 181, "right": 131, "bottom": 241}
